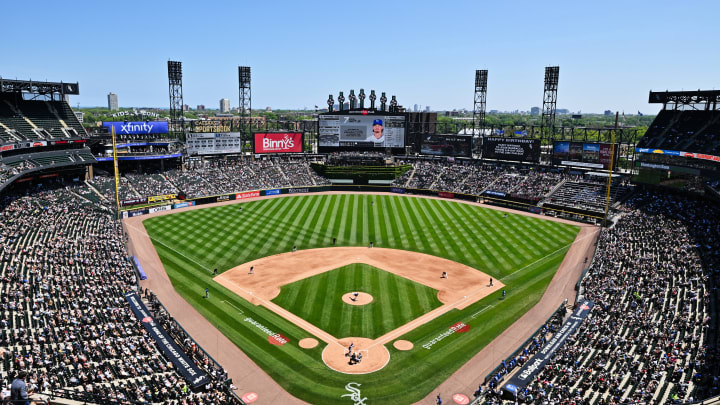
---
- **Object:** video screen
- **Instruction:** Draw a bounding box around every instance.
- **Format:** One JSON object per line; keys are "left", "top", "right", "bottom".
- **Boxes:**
{"left": 318, "top": 113, "right": 406, "bottom": 148}
{"left": 420, "top": 135, "right": 472, "bottom": 157}
{"left": 553, "top": 142, "right": 617, "bottom": 169}
{"left": 482, "top": 137, "right": 540, "bottom": 162}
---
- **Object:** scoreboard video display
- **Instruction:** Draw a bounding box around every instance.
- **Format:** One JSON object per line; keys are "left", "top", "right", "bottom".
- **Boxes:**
{"left": 553, "top": 141, "right": 618, "bottom": 169}
{"left": 482, "top": 137, "right": 541, "bottom": 162}
{"left": 318, "top": 112, "right": 406, "bottom": 149}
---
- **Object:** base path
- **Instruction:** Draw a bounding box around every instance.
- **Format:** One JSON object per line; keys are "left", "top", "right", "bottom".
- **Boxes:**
{"left": 123, "top": 191, "right": 598, "bottom": 405}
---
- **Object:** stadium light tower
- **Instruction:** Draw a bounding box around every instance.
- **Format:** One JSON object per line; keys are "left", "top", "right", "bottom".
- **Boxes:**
{"left": 167, "top": 61, "right": 184, "bottom": 139}
{"left": 473, "top": 70, "right": 488, "bottom": 132}
{"left": 238, "top": 66, "right": 251, "bottom": 134}
{"left": 541, "top": 66, "right": 559, "bottom": 137}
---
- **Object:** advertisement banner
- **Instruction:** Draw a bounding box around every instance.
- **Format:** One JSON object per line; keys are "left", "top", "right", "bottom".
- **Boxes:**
{"left": 149, "top": 205, "right": 171, "bottom": 214}
{"left": 482, "top": 137, "right": 540, "bottom": 162}
{"left": 484, "top": 190, "right": 507, "bottom": 197}
{"left": 554, "top": 142, "right": 617, "bottom": 169}
{"left": 127, "top": 210, "right": 148, "bottom": 217}
{"left": 635, "top": 147, "right": 682, "bottom": 156}
{"left": 390, "top": 187, "right": 406, "bottom": 194}
{"left": 120, "top": 198, "right": 146, "bottom": 207}
{"left": 96, "top": 153, "right": 182, "bottom": 162}
{"left": 173, "top": 201, "right": 195, "bottom": 209}
{"left": 420, "top": 135, "right": 472, "bottom": 157}
{"left": 253, "top": 132, "right": 303, "bottom": 154}
{"left": 236, "top": 191, "right": 260, "bottom": 199}
{"left": 503, "top": 301, "right": 594, "bottom": 393}
{"left": 288, "top": 188, "right": 310, "bottom": 194}
{"left": 264, "top": 189, "right": 281, "bottom": 196}
{"left": 147, "top": 194, "right": 176, "bottom": 204}
{"left": 216, "top": 195, "right": 230, "bottom": 202}
{"left": 125, "top": 293, "right": 210, "bottom": 389}
{"left": 102, "top": 121, "right": 169, "bottom": 135}
{"left": 438, "top": 191, "right": 455, "bottom": 199}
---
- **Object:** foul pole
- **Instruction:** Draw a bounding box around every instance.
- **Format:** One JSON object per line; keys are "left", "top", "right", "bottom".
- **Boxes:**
{"left": 602, "top": 112, "right": 618, "bottom": 227}
{"left": 111, "top": 126, "right": 121, "bottom": 219}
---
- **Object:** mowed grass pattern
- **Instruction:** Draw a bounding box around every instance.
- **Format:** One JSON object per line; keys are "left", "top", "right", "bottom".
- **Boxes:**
{"left": 143, "top": 194, "right": 581, "bottom": 405}
{"left": 144, "top": 194, "right": 578, "bottom": 276}
{"left": 272, "top": 263, "right": 443, "bottom": 339}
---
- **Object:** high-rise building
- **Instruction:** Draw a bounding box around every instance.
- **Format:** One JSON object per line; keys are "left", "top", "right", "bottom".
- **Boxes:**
{"left": 220, "top": 98, "right": 231, "bottom": 113}
{"left": 530, "top": 106, "right": 541, "bottom": 115}
{"left": 424, "top": 106, "right": 430, "bottom": 112}
{"left": 107, "top": 92, "right": 119, "bottom": 111}
{"left": 413, "top": 104, "right": 419, "bottom": 112}
{"left": 196, "top": 105, "right": 205, "bottom": 111}
{"left": 182, "top": 104, "right": 190, "bottom": 112}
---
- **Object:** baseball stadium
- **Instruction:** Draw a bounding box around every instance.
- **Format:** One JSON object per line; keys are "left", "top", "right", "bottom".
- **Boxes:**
{"left": 2, "top": 5, "right": 720, "bottom": 404}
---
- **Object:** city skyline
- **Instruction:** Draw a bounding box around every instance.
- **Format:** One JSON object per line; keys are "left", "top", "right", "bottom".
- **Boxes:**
{"left": 1, "top": 1, "right": 717, "bottom": 114}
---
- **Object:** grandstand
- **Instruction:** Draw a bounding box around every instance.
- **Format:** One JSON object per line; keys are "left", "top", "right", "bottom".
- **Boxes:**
{"left": 0, "top": 73, "right": 718, "bottom": 405}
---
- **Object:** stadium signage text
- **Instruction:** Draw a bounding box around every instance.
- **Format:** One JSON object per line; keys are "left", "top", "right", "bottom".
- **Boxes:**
{"left": 484, "top": 190, "right": 506, "bottom": 197}
{"left": 147, "top": 194, "right": 176, "bottom": 203}
{"left": 503, "top": 301, "right": 594, "bottom": 393}
{"left": 390, "top": 187, "right": 406, "bottom": 194}
{"left": 243, "top": 316, "right": 290, "bottom": 346}
{"left": 341, "top": 382, "right": 367, "bottom": 405}
{"left": 173, "top": 201, "right": 195, "bottom": 209}
{"left": 288, "top": 188, "right": 310, "bottom": 194}
{"left": 422, "top": 322, "right": 470, "bottom": 349}
{"left": 265, "top": 189, "right": 281, "bottom": 196}
{"left": 217, "top": 195, "right": 230, "bottom": 202}
{"left": 148, "top": 205, "right": 171, "bottom": 214}
{"left": 253, "top": 132, "right": 303, "bottom": 154}
{"left": 236, "top": 191, "right": 260, "bottom": 199}
{"left": 102, "top": 121, "right": 169, "bottom": 135}
{"left": 438, "top": 191, "right": 455, "bottom": 199}
{"left": 125, "top": 292, "right": 210, "bottom": 388}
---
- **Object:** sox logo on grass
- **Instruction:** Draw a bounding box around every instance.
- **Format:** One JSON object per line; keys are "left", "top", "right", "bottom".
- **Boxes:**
{"left": 341, "top": 382, "right": 367, "bottom": 405}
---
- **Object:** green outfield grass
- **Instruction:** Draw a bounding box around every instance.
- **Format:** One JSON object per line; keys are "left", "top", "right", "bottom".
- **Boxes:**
{"left": 143, "top": 194, "right": 580, "bottom": 404}
{"left": 272, "top": 263, "right": 443, "bottom": 339}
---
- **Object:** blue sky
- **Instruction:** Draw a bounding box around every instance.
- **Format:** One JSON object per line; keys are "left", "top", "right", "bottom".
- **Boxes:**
{"left": 1, "top": 1, "right": 716, "bottom": 113}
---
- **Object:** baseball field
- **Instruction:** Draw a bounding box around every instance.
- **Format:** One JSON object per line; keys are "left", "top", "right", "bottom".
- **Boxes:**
{"left": 140, "top": 193, "right": 581, "bottom": 404}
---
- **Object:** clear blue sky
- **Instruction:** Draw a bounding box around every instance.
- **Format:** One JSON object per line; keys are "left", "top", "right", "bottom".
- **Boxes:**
{"left": 1, "top": 1, "right": 716, "bottom": 114}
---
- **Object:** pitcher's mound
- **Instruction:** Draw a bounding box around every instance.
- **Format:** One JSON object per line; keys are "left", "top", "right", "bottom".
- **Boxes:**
{"left": 299, "top": 338, "right": 319, "bottom": 349}
{"left": 342, "top": 292, "right": 373, "bottom": 306}
{"left": 393, "top": 340, "right": 413, "bottom": 351}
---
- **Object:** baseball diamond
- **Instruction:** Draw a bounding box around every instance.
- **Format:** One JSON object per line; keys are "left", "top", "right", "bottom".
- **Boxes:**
{"left": 128, "top": 192, "right": 586, "bottom": 404}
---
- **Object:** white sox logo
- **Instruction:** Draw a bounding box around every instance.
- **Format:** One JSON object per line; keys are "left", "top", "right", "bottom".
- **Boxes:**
{"left": 341, "top": 382, "right": 367, "bottom": 405}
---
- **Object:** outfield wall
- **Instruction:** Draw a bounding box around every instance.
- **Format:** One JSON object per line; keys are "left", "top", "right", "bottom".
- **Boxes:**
{"left": 120, "top": 185, "right": 605, "bottom": 223}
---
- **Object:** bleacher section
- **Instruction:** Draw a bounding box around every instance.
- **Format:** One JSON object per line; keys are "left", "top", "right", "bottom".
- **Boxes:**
{"left": 637, "top": 109, "right": 720, "bottom": 155}
{"left": 541, "top": 179, "right": 633, "bottom": 216}
{"left": 0, "top": 149, "right": 96, "bottom": 189}
{"left": 0, "top": 94, "right": 86, "bottom": 143}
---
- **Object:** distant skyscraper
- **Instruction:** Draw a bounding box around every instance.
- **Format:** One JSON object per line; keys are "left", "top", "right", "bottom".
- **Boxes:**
{"left": 424, "top": 106, "right": 430, "bottom": 112}
{"left": 530, "top": 106, "right": 540, "bottom": 115}
{"left": 197, "top": 105, "right": 205, "bottom": 111}
{"left": 107, "top": 92, "right": 118, "bottom": 111}
{"left": 182, "top": 104, "right": 190, "bottom": 112}
{"left": 413, "top": 104, "right": 419, "bottom": 112}
{"left": 220, "top": 98, "right": 231, "bottom": 113}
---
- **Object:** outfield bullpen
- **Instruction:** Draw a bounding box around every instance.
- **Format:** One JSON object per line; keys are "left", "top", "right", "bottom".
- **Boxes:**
{"left": 126, "top": 193, "right": 593, "bottom": 405}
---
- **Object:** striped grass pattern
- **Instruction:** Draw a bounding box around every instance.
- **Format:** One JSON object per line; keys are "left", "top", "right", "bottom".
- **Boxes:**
{"left": 272, "top": 263, "right": 443, "bottom": 339}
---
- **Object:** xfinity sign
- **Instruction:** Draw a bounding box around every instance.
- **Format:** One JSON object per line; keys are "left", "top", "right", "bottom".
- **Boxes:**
{"left": 254, "top": 132, "right": 303, "bottom": 154}
{"left": 103, "top": 121, "right": 169, "bottom": 135}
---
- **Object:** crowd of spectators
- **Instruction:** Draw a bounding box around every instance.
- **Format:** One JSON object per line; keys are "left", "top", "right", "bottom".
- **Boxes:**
{"left": 477, "top": 192, "right": 720, "bottom": 404}
{"left": 0, "top": 182, "right": 242, "bottom": 404}
{"left": 0, "top": 161, "right": 36, "bottom": 186}
{"left": 392, "top": 161, "right": 567, "bottom": 201}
